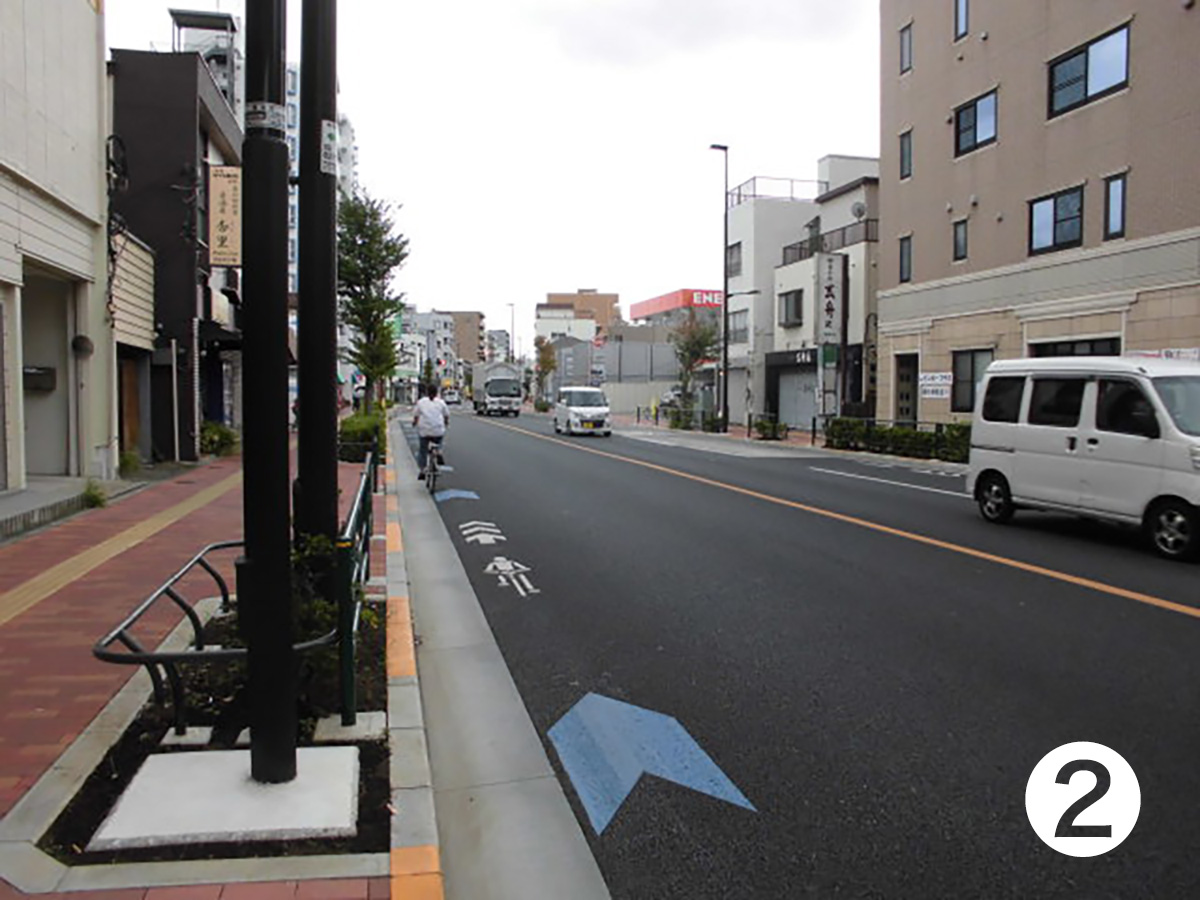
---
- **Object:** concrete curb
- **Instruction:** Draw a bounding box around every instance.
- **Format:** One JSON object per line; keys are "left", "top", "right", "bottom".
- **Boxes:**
{"left": 382, "top": 440, "right": 446, "bottom": 898}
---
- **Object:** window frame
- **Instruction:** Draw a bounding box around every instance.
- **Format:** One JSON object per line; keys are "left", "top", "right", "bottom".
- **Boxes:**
{"left": 899, "top": 235, "right": 912, "bottom": 283}
{"left": 1096, "top": 378, "right": 1159, "bottom": 437}
{"left": 982, "top": 375, "right": 1025, "bottom": 423}
{"left": 1048, "top": 24, "right": 1130, "bottom": 119}
{"left": 955, "top": 89, "right": 997, "bottom": 157}
{"left": 951, "top": 348, "right": 992, "bottom": 412}
{"left": 728, "top": 309, "right": 749, "bottom": 345}
{"left": 778, "top": 289, "right": 803, "bottom": 327}
{"left": 954, "top": 0, "right": 969, "bottom": 41}
{"left": 900, "top": 23, "right": 913, "bottom": 74}
{"left": 726, "top": 241, "right": 742, "bottom": 278}
{"left": 1104, "top": 173, "right": 1126, "bottom": 240}
{"left": 953, "top": 218, "right": 968, "bottom": 262}
{"left": 899, "top": 129, "right": 913, "bottom": 180}
{"left": 1028, "top": 185, "right": 1084, "bottom": 255}
{"left": 1028, "top": 377, "right": 1087, "bottom": 428}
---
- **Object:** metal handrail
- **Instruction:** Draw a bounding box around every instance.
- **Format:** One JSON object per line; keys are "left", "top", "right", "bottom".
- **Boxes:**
{"left": 92, "top": 444, "right": 380, "bottom": 734}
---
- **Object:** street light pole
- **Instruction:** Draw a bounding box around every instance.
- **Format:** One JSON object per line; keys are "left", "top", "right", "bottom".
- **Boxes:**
{"left": 508, "top": 302, "right": 515, "bottom": 364}
{"left": 710, "top": 144, "right": 729, "bottom": 432}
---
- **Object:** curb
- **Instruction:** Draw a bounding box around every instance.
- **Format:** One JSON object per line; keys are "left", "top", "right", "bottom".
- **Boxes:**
{"left": 382, "top": 446, "right": 445, "bottom": 899}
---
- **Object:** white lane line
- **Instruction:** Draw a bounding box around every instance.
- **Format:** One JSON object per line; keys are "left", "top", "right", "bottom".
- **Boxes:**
{"left": 810, "top": 467, "right": 969, "bottom": 499}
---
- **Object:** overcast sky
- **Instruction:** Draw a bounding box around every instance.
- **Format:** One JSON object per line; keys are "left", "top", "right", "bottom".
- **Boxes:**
{"left": 106, "top": 0, "right": 880, "bottom": 356}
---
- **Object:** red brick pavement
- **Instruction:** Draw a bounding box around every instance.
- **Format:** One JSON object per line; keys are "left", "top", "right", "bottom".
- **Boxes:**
{"left": 0, "top": 452, "right": 384, "bottom": 898}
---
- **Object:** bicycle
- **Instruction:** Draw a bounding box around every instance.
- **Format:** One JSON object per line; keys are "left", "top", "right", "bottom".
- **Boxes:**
{"left": 422, "top": 438, "right": 444, "bottom": 495}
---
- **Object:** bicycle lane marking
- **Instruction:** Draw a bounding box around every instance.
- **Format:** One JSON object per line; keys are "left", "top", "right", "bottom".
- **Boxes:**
{"left": 0, "top": 471, "right": 244, "bottom": 627}
{"left": 482, "top": 418, "right": 1200, "bottom": 621}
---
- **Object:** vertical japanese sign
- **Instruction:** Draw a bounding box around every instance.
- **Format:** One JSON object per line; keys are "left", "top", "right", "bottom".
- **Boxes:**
{"left": 209, "top": 166, "right": 242, "bottom": 267}
{"left": 320, "top": 120, "right": 339, "bottom": 177}
{"left": 819, "top": 253, "right": 843, "bottom": 347}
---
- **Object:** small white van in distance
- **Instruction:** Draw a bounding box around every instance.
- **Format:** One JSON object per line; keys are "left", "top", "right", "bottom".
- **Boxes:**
{"left": 553, "top": 386, "right": 612, "bottom": 437}
{"left": 967, "top": 357, "right": 1200, "bottom": 560}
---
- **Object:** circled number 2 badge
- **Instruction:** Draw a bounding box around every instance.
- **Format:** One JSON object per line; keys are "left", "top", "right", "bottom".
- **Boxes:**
{"left": 1025, "top": 741, "right": 1140, "bottom": 857}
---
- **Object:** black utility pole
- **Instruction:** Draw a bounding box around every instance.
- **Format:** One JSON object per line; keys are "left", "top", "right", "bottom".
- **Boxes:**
{"left": 296, "top": 0, "right": 339, "bottom": 550}
{"left": 237, "top": 0, "right": 297, "bottom": 784}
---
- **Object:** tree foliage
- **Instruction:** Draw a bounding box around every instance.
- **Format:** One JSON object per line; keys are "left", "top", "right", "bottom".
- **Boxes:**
{"left": 337, "top": 190, "right": 409, "bottom": 413}
{"left": 534, "top": 336, "right": 556, "bottom": 399}
{"left": 670, "top": 310, "right": 719, "bottom": 405}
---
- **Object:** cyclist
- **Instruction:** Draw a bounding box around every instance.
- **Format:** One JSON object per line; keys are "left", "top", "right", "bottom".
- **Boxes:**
{"left": 413, "top": 382, "right": 450, "bottom": 480}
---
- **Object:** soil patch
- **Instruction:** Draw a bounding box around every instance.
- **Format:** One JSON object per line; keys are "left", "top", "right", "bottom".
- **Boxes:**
{"left": 39, "top": 601, "right": 390, "bottom": 864}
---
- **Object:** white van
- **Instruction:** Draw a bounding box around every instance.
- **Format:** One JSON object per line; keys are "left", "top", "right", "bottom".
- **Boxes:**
{"left": 967, "top": 357, "right": 1200, "bottom": 560}
{"left": 553, "top": 386, "right": 612, "bottom": 437}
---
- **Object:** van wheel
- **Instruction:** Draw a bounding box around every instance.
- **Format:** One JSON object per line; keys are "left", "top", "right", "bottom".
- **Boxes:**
{"left": 1146, "top": 499, "right": 1199, "bottom": 561}
{"left": 976, "top": 472, "right": 1014, "bottom": 524}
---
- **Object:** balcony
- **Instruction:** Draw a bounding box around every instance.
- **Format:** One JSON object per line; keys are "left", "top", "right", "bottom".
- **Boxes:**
{"left": 782, "top": 218, "right": 878, "bottom": 266}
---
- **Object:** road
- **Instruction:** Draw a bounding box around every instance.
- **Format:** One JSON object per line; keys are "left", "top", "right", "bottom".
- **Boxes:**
{"left": 410, "top": 409, "right": 1200, "bottom": 899}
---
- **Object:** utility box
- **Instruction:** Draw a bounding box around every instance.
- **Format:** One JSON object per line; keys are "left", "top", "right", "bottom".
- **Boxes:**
{"left": 23, "top": 366, "right": 56, "bottom": 392}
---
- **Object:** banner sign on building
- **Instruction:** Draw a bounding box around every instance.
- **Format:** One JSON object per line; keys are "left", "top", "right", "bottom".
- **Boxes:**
{"left": 818, "top": 254, "right": 844, "bottom": 345}
{"left": 209, "top": 166, "right": 242, "bottom": 267}
{"left": 919, "top": 372, "right": 952, "bottom": 399}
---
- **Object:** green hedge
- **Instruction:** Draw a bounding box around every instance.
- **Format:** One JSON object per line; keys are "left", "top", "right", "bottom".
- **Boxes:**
{"left": 825, "top": 418, "right": 971, "bottom": 463}
{"left": 338, "top": 414, "right": 386, "bottom": 462}
{"left": 200, "top": 420, "right": 239, "bottom": 457}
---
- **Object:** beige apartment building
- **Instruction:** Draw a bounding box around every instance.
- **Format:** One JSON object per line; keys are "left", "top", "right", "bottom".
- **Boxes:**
{"left": 877, "top": 0, "right": 1200, "bottom": 423}
{"left": 448, "top": 311, "right": 486, "bottom": 365}
{"left": 545, "top": 289, "right": 622, "bottom": 335}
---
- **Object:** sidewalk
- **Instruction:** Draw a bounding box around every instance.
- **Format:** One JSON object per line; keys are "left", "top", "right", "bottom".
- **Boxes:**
{"left": 609, "top": 412, "right": 817, "bottom": 447}
{"left": 0, "top": 445, "right": 413, "bottom": 899}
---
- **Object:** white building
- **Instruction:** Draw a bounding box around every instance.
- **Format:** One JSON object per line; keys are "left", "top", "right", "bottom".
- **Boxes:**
{"left": 535, "top": 304, "right": 597, "bottom": 343}
{"left": 486, "top": 329, "right": 511, "bottom": 362}
{"left": 1, "top": 1, "right": 115, "bottom": 492}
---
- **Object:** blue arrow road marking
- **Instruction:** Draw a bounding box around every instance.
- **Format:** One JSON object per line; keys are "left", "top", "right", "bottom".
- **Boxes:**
{"left": 435, "top": 489, "right": 478, "bottom": 503}
{"left": 548, "top": 693, "right": 755, "bottom": 834}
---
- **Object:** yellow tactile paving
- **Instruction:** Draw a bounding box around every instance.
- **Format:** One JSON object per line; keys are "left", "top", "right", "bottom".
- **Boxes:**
{"left": 0, "top": 471, "right": 243, "bottom": 628}
{"left": 391, "top": 845, "right": 440, "bottom": 876}
{"left": 387, "top": 595, "right": 416, "bottom": 678}
{"left": 391, "top": 872, "right": 444, "bottom": 900}
{"left": 388, "top": 521, "right": 403, "bottom": 553}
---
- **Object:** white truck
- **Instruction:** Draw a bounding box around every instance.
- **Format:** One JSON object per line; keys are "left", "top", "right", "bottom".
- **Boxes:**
{"left": 472, "top": 361, "right": 523, "bottom": 416}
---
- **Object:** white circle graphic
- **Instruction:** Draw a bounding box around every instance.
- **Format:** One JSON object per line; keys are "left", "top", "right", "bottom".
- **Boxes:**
{"left": 1025, "top": 741, "right": 1140, "bottom": 858}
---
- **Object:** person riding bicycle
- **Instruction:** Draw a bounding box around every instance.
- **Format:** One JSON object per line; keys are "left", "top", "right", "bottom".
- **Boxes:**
{"left": 413, "top": 382, "right": 450, "bottom": 480}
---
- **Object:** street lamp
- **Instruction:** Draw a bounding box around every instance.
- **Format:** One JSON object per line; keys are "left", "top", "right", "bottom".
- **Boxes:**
{"left": 710, "top": 144, "right": 729, "bottom": 430}
{"left": 507, "top": 302, "right": 515, "bottom": 363}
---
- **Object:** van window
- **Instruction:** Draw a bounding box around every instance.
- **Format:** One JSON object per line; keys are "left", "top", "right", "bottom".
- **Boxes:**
{"left": 1028, "top": 378, "right": 1086, "bottom": 427}
{"left": 982, "top": 376, "right": 1024, "bottom": 422}
{"left": 1097, "top": 379, "right": 1157, "bottom": 436}
{"left": 1153, "top": 376, "right": 1200, "bottom": 436}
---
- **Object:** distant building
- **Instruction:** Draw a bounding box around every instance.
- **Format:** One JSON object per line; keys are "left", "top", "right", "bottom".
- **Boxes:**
{"left": 630, "top": 289, "right": 723, "bottom": 329}
{"left": 448, "top": 311, "right": 486, "bottom": 365}
{"left": 545, "top": 289, "right": 622, "bottom": 335}
{"left": 535, "top": 304, "right": 597, "bottom": 343}
{"left": 486, "top": 329, "right": 511, "bottom": 362}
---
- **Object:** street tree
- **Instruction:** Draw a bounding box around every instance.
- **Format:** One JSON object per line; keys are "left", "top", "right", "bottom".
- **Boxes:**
{"left": 534, "top": 336, "right": 556, "bottom": 401}
{"left": 337, "top": 190, "right": 409, "bottom": 414}
{"left": 670, "top": 309, "right": 719, "bottom": 410}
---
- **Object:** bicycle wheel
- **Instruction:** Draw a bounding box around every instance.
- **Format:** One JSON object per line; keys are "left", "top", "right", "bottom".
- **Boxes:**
{"left": 426, "top": 459, "right": 437, "bottom": 495}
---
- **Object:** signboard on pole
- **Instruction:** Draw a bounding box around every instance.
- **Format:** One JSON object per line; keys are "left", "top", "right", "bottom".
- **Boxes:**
{"left": 209, "top": 166, "right": 242, "bottom": 267}
{"left": 819, "top": 253, "right": 843, "bottom": 346}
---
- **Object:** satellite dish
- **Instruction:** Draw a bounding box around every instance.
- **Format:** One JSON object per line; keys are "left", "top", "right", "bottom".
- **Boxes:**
{"left": 851, "top": 201, "right": 867, "bottom": 220}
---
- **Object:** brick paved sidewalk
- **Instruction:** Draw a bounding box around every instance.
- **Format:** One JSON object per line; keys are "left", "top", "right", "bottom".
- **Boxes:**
{"left": 0, "top": 451, "right": 391, "bottom": 899}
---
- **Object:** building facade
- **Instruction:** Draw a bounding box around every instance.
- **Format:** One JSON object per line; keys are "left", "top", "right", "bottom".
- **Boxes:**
{"left": 486, "top": 329, "right": 511, "bottom": 362}
{"left": 535, "top": 303, "right": 597, "bottom": 343}
{"left": 877, "top": 0, "right": 1200, "bottom": 423}
{"left": 1, "top": 0, "right": 115, "bottom": 491}
{"left": 448, "top": 311, "right": 485, "bottom": 368}
{"left": 546, "top": 289, "right": 621, "bottom": 335}
{"left": 111, "top": 50, "right": 244, "bottom": 461}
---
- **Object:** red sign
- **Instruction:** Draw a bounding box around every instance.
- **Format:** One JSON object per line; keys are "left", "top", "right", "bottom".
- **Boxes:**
{"left": 630, "top": 288, "right": 724, "bottom": 320}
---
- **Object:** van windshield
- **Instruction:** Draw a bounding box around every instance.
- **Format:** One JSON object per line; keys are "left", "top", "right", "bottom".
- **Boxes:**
{"left": 1152, "top": 376, "right": 1200, "bottom": 436}
{"left": 486, "top": 378, "right": 522, "bottom": 398}
{"left": 561, "top": 390, "right": 607, "bottom": 407}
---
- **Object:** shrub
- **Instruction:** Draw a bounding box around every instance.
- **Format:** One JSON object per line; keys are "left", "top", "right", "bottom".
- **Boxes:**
{"left": 82, "top": 478, "right": 107, "bottom": 509}
{"left": 534, "top": 398, "right": 551, "bottom": 413}
{"left": 200, "top": 420, "right": 239, "bottom": 457}
{"left": 939, "top": 423, "right": 972, "bottom": 463}
{"left": 338, "top": 413, "right": 386, "bottom": 462}
{"left": 118, "top": 450, "right": 141, "bottom": 479}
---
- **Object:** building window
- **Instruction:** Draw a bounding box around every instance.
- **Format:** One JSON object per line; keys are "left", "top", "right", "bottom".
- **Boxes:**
{"left": 899, "top": 235, "right": 912, "bottom": 283}
{"left": 726, "top": 242, "right": 742, "bottom": 278}
{"left": 289, "top": 272, "right": 298, "bottom": 293}
{"left": 289, "top": 204, "right": 297, "bottom": 229}
{"left": 953, "top": 219, "right": 968, "bottom": 261}
{"left": 900, "top": 23, "right": 913, "bottom": 73}
{"left": 1029, "top": 186, "right": 1083, "bottom": 254}
{"left": 287, "top": 103, "right": 298, "bottom": 127}
{"left": 899, "top": 130, "right": 912, "bottom": 179}
{"left": 955, "top": 90, "right": 997, "bottom": 156}
{"left": 952, "top": 348, "right": 992, "bottom": 412}
{"left": 778, "top": 290, "right": 803, "bottom": 327}
{"left": 1049, "top": 25, "right": 1129, "bottom": 118}
{"left": 288, "top": 238, "right": 297, "bottom": 263}
{"left": 1105, "top": 173, "right": 1126, "bottom": 240}
{"left": 728, "top": 310, "right": 749, "bottom": 344}
{"left": 1030, "top": 337, "right": 1121, "bottom": 357}
{"left": 1028, "top": 378, "right": 1086, "bottom": 428}
{"left": 955, "top": 0, "right": 969, "bottom": 41}
{"left": 286, "top": 68, "right": 299, "bottom": 96}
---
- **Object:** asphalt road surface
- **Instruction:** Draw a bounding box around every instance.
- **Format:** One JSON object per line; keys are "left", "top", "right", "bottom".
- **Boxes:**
{"left": 408, "top": 410, "right": 1200, "bottom": 899}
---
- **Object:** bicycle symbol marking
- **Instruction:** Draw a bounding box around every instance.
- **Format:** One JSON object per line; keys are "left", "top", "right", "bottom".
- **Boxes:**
{"left": 484, "top": 556, "right": 541, "bottom": 598}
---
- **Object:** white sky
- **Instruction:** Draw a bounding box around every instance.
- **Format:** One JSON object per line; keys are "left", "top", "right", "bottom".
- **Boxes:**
{"left": 106, "top": 0, "right": 880, "bottom": 356}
